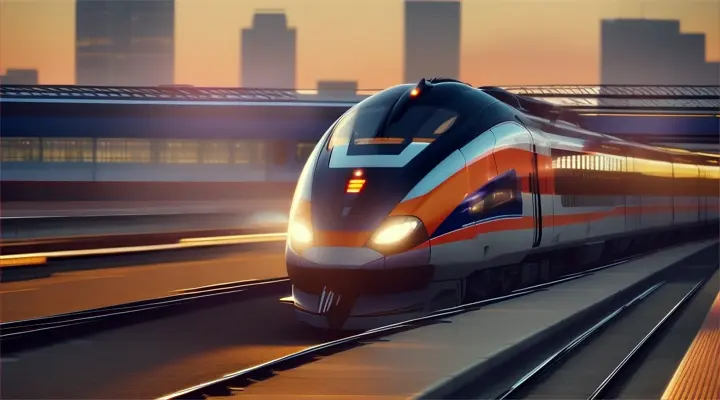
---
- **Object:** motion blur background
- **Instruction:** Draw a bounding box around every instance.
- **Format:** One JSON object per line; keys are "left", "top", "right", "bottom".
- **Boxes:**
{"left": 1, "top": 0, "right": 718, "bottom": 88}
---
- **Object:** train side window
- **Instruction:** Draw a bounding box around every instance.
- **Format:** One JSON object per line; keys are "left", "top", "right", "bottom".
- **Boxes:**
{"left": 633, "top": 158, "right": 672, "bottom": 178}
{"left": 42, "top": 138, "right": 93, "bottom": 162}
{"left": 1, "top": 138, "right": 40, "bottom": 162}
{"left": 200, "top": 141, "right": 230, "bottom": 164}
{"left": 158, "top": 140, "right": 199, "bottom": 164}
{"left": 233, "top": 140, "right": 266, "bottom": 164}
{"left": 97, "top": 138, "right": 152, "bottom": 163}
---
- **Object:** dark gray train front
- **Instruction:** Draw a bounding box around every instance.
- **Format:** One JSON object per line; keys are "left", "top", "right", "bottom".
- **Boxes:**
{"left": 284, "top": 80, "right": 515, "bottom": 330}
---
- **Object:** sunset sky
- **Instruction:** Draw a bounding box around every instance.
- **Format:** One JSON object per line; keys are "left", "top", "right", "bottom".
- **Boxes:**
{"left": 1, "top": 0, "right": 718, "bottom": 88}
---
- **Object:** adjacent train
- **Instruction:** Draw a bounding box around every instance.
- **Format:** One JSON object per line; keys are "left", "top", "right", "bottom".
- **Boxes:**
{"left": 285, "top": 78, "right": 720, "bottom": 330}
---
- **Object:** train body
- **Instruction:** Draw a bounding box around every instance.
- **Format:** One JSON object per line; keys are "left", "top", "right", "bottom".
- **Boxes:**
{"left": 285, "top": 80, "right": 720, "bottom": 330}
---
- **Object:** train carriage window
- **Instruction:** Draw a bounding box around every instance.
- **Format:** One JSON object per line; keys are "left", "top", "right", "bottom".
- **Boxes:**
{"left": 97, "top": 139, "right": 152, "bottom": 163}
{"left": 234, "top": 141, "right": 251, "bottom": 164}
{"left": 233, "top": 140, "right": 265, "bottom": 164}
{"left": 158, "top": 140, "right": 199, "bottom": 164}
{"left": 201, "top": 141, "right": 230, "bottom": 164}
{"left": 1, "top": 138, "right": 40, "bottom": 162}
{"left": 633, "top": 158, "right": 673, "bottom": 178}
{"left": 705, "top": 165, "right": 720, "bottom": 180}
{"left": 673, "top": 163, "right": 698, "bottom": 178}
{"left": 42, "top": 138, "right": 93, "bottom": 162}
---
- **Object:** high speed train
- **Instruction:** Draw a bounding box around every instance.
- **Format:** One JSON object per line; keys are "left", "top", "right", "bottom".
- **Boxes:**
{"left": 285, "top": 78, "right": 720, "bottom": 330}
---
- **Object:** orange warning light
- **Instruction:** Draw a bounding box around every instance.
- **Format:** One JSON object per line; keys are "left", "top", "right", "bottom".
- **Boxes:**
{"left": 346, "top": 178, "right": 366, "bottom": 193}
{"left": 410, "top": 88, "right": 420, "bottom": 97}
{"left": 353, "top": 169, "right": 364, "bottom": 177}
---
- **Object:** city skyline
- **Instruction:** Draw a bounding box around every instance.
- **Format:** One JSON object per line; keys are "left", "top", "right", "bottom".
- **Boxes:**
{"left": 1, "top": 0, "right": 719, "bottom": 88}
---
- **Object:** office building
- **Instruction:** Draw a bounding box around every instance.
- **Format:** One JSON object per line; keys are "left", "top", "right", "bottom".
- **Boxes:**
{"left": 241, "top": 11, "right": 296, "bottom": 89}
{"left": 404, "top": 0, "right": 461, "bottom": 83}
{"left": 75, "top": 0, "right": 175, "bottom": 86}
{"left": 601, "top": 19, "right": 718, "bottom": 85}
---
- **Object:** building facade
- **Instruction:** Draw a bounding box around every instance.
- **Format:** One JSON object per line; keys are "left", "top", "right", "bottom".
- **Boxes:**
{"left": 404, "top": 0, "right": 461, "bottom": 83}
{"left": 75, "top": 0, "right": 175, "bottom": 86}
{"left": 241, "top": 11, "right": 297, "bottom": 89}
{"left": 601, "top": 19, "right": 719, "bottom": 85}
{"left": 0, "top": 69, "right": 39, "bottom": 85}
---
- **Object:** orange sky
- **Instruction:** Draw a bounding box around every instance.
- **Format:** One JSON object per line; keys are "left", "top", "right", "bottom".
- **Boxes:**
{"left": 1, "top": 0, "right": 718, "bottom": 88}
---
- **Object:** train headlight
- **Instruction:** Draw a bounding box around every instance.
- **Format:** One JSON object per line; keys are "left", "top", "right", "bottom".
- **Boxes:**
{"left": 288, "top": 221, "right": 313, "bottom": 245}
{"left": 369, "top": 216, "right": 428, "bottom": 255}
{"left": 373, "top": 218, "right": 419, "bottom": 245}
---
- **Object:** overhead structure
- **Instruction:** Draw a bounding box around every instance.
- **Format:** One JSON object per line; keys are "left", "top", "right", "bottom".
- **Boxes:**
{"left": 501, "top": 85, "right": 720, "bottom": 115}
{"left": 0, "top": 85, "right": 300, "bottom": 102}
{"left": 1, "top": 83, "right": 717, "bottom": 145}
{"left": 2, "top": 84, "right": 718, "bottom": 114}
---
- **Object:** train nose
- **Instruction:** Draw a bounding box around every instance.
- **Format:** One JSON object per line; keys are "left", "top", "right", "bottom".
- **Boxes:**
{"left": 286, "top": 239, "right": 433, "bottom": 330}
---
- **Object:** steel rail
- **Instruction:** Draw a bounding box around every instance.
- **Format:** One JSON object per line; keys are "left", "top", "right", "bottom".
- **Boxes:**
{"left": 156, "top": 255, "right": 640, "bottom": 400}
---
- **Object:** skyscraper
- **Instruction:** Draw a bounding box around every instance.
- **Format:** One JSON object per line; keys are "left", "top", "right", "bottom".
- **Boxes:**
{"left": 0, "top": 69, "right": 39, "bottom": 85}
{"left": 601, "top": 19, "right": 719, "bottom": 85}
{"left": 75, "top": 0, "right": 175, "bottom": 86}
{"left": 404, "top": 0, "right": 461, "bottom": 83}
{"left": 241, "top": 11, "right": 296, "bottom": 89}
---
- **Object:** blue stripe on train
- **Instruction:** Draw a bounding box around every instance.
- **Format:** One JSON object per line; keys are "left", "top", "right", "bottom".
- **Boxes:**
{"left": 432, "top": 169, "right": 523, "bottom": 238}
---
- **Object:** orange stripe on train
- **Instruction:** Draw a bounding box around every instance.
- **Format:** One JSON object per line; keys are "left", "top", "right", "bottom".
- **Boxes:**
{"left": 389, "top": 167, "right": 473, "bottom": 235}
{"left": 391, "top": 148, "right": 553, "bottom": 236}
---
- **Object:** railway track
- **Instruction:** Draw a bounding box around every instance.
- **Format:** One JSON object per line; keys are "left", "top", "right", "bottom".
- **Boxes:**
{"left": 155, "top": 254, "right": 649, "bottom": 400}
{"left": 482, "top": 262, "right": 719, "bottom": 400}
{"left": 0, "top": 277, "right": 291, "bottom": 354}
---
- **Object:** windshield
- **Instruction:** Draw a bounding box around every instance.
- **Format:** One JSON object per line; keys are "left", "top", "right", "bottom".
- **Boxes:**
{"left": 328, "top": 104, "right": 459, "bottom": 150}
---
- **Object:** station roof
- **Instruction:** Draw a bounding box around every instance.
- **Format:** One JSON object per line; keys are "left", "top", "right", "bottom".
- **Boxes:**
{"left": 0, "top": 84, "right": 717, "bottom": 142}
{"left": 0, "top": 85, "right": 301, "bottom": 102}
{"left": 503, "top": 85, "right": 720, "bottom": 114}
{"left": 2, "top": 84, "right": 718, "bottom": 113}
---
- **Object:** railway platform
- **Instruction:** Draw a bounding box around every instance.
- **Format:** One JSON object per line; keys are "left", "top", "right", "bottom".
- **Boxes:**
{"left": 1, "top": 200, "right": 290, "bottom": 218}
{"left": 0, "top": 200, "right": 290, "bottom": 240}
{"left": 167, "top": 239, "right": 718, "bottom": 399}
{"left": 663, "top": 287, "right": 720, "bottom": 400}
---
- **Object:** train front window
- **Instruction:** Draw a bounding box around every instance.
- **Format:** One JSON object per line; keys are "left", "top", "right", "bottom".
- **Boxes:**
{"left": 328, "top": 106, "right": 386, "bottom": 150}
{"left": 328, "top": 105, "right": 459, "bottom": 150}
{"left": 376, "top": 106, "right": 458, "bottom": 144}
